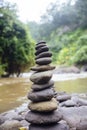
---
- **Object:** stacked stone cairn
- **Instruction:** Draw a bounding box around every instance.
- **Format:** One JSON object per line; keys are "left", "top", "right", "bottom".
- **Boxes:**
{"left": 25, "top": 41, "right": 68, "bottom": 130}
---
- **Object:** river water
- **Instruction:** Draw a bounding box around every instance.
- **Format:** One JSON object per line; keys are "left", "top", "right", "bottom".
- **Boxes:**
{"left": 0, "top": 73, "right": 87, "bottom": 113}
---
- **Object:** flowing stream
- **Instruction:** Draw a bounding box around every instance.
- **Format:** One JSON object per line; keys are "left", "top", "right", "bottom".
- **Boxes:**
{"left": 0, "top": 73, "right": 87, "bottom": 113}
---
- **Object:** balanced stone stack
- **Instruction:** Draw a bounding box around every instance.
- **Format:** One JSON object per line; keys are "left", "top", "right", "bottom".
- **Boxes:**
{"left": 25, "top": 41, "right": 69, "bottom": 130}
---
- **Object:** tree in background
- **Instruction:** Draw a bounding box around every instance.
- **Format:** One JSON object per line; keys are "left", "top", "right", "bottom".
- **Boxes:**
{"left": 0, "top": 0, "right": 35, "bottom": 77}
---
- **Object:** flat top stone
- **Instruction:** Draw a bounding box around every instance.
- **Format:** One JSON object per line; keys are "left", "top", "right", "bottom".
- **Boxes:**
{"left": 28, "top": 98, "right": 58, "bottom": 112}
{"left": 36, "top": 41, "right": 46, "bottom": 45}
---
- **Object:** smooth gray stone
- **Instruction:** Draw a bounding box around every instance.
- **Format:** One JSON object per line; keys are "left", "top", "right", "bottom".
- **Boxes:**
{"left": 35, "top": 44, "right": 46, "bottom": 50}
{"left": 30, "top": 71, "right": 52, "bottom": 84}
{"left": 36, "top": 57, "right": 52, "bottom": 65}
{"left": 27, "top": 88, "right": 54, "bottom": 102}
{"left": 35, "top": 46, "right": 49, "bottom": 56}
{"left": 31, "top": 65, "right": 55, "bottom": 72}
{"left": 59, "top": 106, "right": 87, "bottom": 129}
{"left": 57, "top": 94, "right": 71, "bottom": 102}
{"left": 77, "top": 121, "right": 87, "bottom": 130}
{"left": 28, "top": 98, "right": 58, "bottom": 112}
{"left": 60, "top": 100, "right": 77, "bottom": 107}
{"left": 29, "top": 123, "right": 69, "bottom": 130}
{"left": 31, "top": 80, "right": 54, "bottom": 91}
{"left": 71, "top": 96, "right": 87, "bottom": 106}
{"left": 0, "top": 116, "right": 7, "bottom": 125}
{"left": 36, "top": 51, "right": 52, "bottom": 59}
{"left": 25, "top": 110, "right": 62, "bottom": 124}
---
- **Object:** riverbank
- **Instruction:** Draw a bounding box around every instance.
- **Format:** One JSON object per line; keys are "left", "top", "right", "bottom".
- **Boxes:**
{"left": 0, "top": 73, "right": 87, "bottom": 113}
{"left": 0, "top": 92, "right": 87, "bottom": 130}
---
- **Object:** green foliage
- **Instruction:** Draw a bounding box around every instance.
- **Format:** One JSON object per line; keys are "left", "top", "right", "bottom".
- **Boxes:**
{"left": 0, "top": 62, "right": 6, "bottom": 76}
{"left": 72, "top": 46, "right": 87, "bottom": 65}
{"left": 47, "top": 28, "right": 87, "bottom": 65}
{"left": 28, "top": 0, "right": 87, "bottom": 66}
{"left": 0, "top": 1, "right": 35, "bottom": 76}
{"left": 57, "top": 44, "right": 77, "bottom": 65}
{"left": 77, "top": 34, "right": 87, "bottom": 48}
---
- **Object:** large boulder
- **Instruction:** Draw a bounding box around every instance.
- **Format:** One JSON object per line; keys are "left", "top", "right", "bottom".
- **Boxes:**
{"left": 59, "top": 106, "right": 87, "bottom": 129}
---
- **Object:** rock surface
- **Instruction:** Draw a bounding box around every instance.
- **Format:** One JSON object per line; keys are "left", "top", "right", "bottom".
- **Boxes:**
{"left": 35, "top": 46, "right": 49, "bottom": 56}
{"left": 36, "top": 57, "right": 52, "bottom": 65}
{"left": 28, "top": 98, "right": 58, "bottom": 112}
{"left": 29, "top": 123, "right": 70, "bottom": 130}
{"left": 0, "top": 120, "right": 22, "bottom": 130}
{"left": 31, "top": 80, "right": 54, "bottom": 91}
{"left": 36, "top": 51, "right": 52, "bottom": 59}
{"left": 57, "top": 94, "right": 71, "bottom": 102}
{"left": 25, "top": 110, "right": 62, "bottom": 124}
{"left": 31, "top": 65, "right": 55, "bottom": 72}
{"left": 30, "top": 71, "right": 52, "bottom": 84}
{"left": 35, "top": 44, "right": 46, "bottom": 50}
{"left": 27, "top": 88, "right": 54, "bottom": 102}
{"left": 59, "top": 106, "right": 87, "bottom": 129}
{"left": 0, "top": 93, "right": 87, "bottom": 130}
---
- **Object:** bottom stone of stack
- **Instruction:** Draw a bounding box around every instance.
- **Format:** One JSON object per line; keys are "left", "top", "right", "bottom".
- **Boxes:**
{"left": 29, "top": 123, "right": 70, "bottom": 130}
{"left": 25, "top": 110, "right": 62, "bottom": 124}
